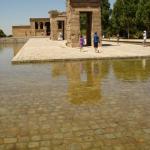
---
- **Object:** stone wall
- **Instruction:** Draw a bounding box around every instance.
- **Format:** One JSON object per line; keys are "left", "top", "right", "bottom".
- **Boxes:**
{"left": 12, "top": 26, "right": 32, "bottom": 37}
{"left": 49, "top": 12, "right": 67, "bottom": 40}
{"left": 0, "top": 37, "right": 28, "bottom": 44}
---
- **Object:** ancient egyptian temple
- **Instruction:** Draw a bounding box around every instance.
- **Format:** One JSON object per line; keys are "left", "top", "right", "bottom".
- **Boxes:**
{"left": 12, "top": 0, "right": 102, "bottom": 47}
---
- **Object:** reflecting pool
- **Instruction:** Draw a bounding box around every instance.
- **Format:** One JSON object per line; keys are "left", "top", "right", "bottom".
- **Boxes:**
{"left": 0, "top": 44, "right": 150, "bottom": 149}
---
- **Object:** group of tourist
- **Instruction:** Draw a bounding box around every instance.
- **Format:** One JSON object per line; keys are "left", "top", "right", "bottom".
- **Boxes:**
{"left": 79, "top": 30, "right": 148, "bottom": 53}
{"left": 78, "top": 29, "right": 148, "bottom": 53}
{"left": 116, "top": 30, "right": 147, "bottom": 47}
{"left": 80, "top": 32, "right": 100, "bottom": 53}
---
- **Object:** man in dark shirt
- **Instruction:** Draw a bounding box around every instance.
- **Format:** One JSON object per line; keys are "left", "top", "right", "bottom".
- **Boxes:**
{"left": 93, "top": 32, "right": 100, "bottom": 53}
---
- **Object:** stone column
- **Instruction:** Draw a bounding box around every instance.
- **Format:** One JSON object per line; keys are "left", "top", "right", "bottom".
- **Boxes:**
{"left": 66, "top": 1, "right": 80, "bottom": 47}
{"left": 30, "top": 21, "right": 36, "bottom": 36}
{"left": 38, "top": 22, "right": 40, "bottom": 30}
{"left": 50, "top": 17, "right": 59, "bottom": 40}
{"left": 92, "top": 9, "right": 102, "bottom": 46}
{"left": 64, "top": 20, "right": 67, "bottom": 40}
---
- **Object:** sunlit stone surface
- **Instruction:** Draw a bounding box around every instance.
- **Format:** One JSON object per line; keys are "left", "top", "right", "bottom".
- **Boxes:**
{"left": 12, "top": 38, "right": 150, "bottom": 63}
{"left": 0, "top": 44, "right": 150, "bottom": 149}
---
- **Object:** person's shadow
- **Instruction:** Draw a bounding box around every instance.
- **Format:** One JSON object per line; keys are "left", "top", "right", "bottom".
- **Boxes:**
{"left": 102, "top": 44, "right": 118, "bottom": 47}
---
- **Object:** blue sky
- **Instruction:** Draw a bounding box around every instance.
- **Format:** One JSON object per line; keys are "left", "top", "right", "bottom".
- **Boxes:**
{"left": 0, "top": 0, "right": 116, "bottom": 35}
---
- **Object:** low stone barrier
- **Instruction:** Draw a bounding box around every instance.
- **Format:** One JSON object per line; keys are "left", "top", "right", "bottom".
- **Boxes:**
{"left": 0, "top": 37, "right": 29, "bottom": 44}
{"left": 103, "top": 38, "right": 150, "bottom": 45}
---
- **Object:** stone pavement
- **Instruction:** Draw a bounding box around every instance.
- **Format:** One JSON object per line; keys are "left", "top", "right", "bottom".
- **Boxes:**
{"left": 12, "top": 38, "right": 150, "bottom": 63}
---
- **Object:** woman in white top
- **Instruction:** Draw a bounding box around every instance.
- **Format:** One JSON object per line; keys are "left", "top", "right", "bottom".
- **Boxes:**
{"left": 143, "top": 30, "right": 147, "bottom": 47}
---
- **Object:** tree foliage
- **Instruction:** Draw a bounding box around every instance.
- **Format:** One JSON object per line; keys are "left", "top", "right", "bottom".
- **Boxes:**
{"left": 136, "top": 0, "right": 150, "bottom": 31}
{"left": 0, "top": 29, "right": 6, "bottom": 37}
{"left": 101, "top": 0, "right": 111, "bottom": 32}
{"left": 110, "top": 0, "right": 150, "bottom": 38}
{"left": 111, "top": 0, "right": 139, "bottom": 38}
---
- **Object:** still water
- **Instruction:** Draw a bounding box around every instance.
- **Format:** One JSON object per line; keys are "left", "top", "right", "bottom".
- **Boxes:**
{"left": 0, "top": 44, "right": 150, "bottom": 149}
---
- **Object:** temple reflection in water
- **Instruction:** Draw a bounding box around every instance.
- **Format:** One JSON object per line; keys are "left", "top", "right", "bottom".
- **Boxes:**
{"left": 52, "top": 61, "right": 109, "bottom": 104}
{"left": 112, "top": 59, "right": 150, "bottom": 81}
{"left": 51, "top": 59, "right": 150, "bottom": 105}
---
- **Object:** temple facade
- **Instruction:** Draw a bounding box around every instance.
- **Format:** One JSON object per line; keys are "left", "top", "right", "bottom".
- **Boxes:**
{"left": 30, "top": 18, "right": 50, "bottom": 36}
{"left": 12, "top": 18, "right": 50, "bottom": 37}
{"left": 12, "top": 0, "right": 102, "bottom": 47}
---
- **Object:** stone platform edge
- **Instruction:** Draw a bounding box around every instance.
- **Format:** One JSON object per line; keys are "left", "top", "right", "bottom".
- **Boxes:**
{"left": 12, "top": 55, "right": 150, "bottom": 64}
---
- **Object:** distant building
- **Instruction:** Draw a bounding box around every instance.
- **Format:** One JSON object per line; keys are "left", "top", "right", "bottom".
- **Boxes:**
{"left": 12, "top": 25, "right": 32, "bottom": 37}
{"left": 12, "top": 18, "right": 50, "bottom": 37}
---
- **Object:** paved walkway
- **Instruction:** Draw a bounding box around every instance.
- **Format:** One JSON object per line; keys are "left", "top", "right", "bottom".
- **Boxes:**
{"left": 12, "top": 38, "right": 150, "bottom": 63}
{"left": 103, "top": 38, "right": 150, "bottom": 43}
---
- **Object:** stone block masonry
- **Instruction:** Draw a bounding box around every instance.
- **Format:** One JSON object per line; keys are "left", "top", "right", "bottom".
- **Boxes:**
{"left": 66, "top": 0, "right": 102, "bottom": 47}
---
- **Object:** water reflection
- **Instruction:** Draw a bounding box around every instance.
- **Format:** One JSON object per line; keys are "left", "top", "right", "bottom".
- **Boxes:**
{"left": 112, "top": 59, "right": 150, "bottom": 81}
{"left": 52, "top": 61, "right": 109, "bottom": 104}
{"left": 13, "top": 43, "right": 24, "bottom": 56}
{"left": 0, "top": 43, "right": 24, "bottom": 56}
{"left": 52, "top": 58, "right": 150, "bottom": 104}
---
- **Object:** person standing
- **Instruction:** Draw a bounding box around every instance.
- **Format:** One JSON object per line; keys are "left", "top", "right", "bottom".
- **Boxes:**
{"left": 58, "top": 32, "right": 63, "bottom": 41}
{"left": 117, "top": 33, "right": 120, "bottom": 45}
{"left": 93, "top": 32, "right": 100, "bottom": 53}
{"left": 143, "top": 30, "right": 147, "bottom": 47}
{"left": 79, "top": 35, "right": 84, "bottom": 51}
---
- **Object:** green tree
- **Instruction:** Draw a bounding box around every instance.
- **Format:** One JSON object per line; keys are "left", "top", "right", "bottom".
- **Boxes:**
{"left": 111, "top": 0, "right": 140, "bottom": 38}
{"left": 136, "top": 0, "right": 150, "bottom": 32}
{"left": 111, "top": 0, "right": 124, "bottom": 35}
{"left": 101, "top": 0, "right": 111, "bottom": 33}
{"left": 0, "top": 29, "right": 6, "bottom": 37}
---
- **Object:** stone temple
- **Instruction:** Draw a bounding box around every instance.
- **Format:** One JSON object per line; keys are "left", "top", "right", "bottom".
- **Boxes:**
{"left": 12, "top": 0, "right": 102, "bottom": 47}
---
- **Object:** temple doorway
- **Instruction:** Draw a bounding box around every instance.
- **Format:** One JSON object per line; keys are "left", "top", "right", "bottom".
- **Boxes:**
{"left": 57, "top": 21, "right": 65, "bottom": 40}
{"left": 80, "top": 12, "right": 92, "bottom": 46}
{"left": 62, "top": 21, "right": 65, "bottom": 40}
{"left": 45, "top": 22, "right": 50, "bottom": 36}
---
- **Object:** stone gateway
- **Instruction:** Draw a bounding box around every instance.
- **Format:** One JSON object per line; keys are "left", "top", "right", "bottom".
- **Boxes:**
{"left": 66, "top": 0, "right": 102, "bottom": 47}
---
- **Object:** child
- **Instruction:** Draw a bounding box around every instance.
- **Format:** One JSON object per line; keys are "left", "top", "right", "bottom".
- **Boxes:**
{"left": 80, "top": 35, "right": 84, "bottom": 51}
